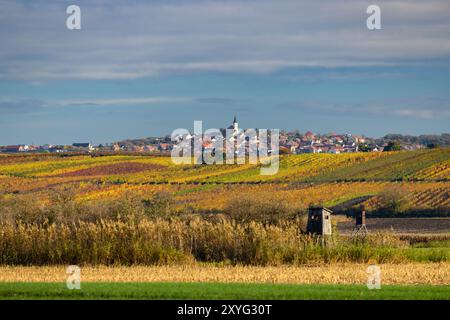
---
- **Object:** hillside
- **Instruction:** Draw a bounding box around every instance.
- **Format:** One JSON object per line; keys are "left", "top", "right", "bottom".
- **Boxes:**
{"left": 0, "top": 148, "right": 449, "bottom": 216}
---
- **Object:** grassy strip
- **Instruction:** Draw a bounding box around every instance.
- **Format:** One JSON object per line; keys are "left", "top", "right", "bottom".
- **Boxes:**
{"left": 0, "top": 282, "right": 449, "bottom": 300}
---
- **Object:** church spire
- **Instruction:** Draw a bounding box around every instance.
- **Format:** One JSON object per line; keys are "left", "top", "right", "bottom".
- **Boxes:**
{"left": 233, "top": 115, "right": 238, "bottom": 133}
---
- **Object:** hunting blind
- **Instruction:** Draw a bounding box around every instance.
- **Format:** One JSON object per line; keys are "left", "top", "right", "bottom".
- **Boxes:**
{"left": 352, "top": 206, "right": 368, "bottom": 239}
{"left": 306, "top": 207, "right": 333, "bottom": 236}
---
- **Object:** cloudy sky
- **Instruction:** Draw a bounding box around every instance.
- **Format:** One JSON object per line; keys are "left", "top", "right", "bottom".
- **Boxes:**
{"left": 0, "top": 0, "right": 450, "bottom": 145}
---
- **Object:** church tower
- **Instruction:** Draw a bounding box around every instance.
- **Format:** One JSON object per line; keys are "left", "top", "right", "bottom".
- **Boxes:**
{"left": 233, "top": 115, "right": 238, "bottom": 133}
{"left": 226, "top": 115, "right": 239, "bottom": 138}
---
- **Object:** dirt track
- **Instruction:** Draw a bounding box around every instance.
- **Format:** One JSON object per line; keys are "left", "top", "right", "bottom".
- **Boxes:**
{"left": 338, "top": 217, "right": 450, "bottom": 234}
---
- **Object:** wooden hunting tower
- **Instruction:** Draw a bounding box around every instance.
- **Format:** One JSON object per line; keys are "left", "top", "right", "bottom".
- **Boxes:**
{"left": 355, "top": 207, "right": 366, "bottom": 226}
{"left": 352, "top": 205, "right": 368, "bottom": 239}
{"left": 306, "top": 207, "right": 333, "bottom": 235}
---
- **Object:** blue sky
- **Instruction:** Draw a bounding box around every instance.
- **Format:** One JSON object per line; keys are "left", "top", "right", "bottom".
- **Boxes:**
{"left": 0, "top": 0, "right": 450, "bottom": 145}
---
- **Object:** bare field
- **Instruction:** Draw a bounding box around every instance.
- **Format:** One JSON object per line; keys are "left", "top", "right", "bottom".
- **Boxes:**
{"left": 338, "top": 217, "right": 450, "bottom": 234}
{"left": 1, "top": 263, "right": 448, "bottom": 285}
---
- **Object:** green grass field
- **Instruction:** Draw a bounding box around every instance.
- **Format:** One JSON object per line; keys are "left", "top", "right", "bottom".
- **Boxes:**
{"left": 0, "top": 282, "right": 448, "bottom": 300}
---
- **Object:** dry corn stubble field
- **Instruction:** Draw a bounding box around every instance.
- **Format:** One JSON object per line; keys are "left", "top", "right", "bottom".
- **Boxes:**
{"left": 0, "top": 264, "right": 448, "bottom": 285}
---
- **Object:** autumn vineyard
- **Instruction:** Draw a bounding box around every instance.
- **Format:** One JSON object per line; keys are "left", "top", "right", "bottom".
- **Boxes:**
{"left": 0, "top": 148, "right": 448, "bottom": 264}
{"left": 1, "top": 148, "right": 449, "bottom": 214}
{"left": 0, "top": 147, "right": 449, "bottom": 300}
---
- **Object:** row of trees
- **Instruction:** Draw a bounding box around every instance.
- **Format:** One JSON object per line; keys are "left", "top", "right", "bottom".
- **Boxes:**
{"left": 377, "top": 134, "right": 450, "bottom": 147}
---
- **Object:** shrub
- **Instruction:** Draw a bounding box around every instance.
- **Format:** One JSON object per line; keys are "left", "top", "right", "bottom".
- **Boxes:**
{"left": 142, "top": 191, "right": 175, "bottom": 218}
{"left": 224, "top": 196, "right": 298, "bottom": 224}
{"left": 378, "top": 186, "right": 410, "bottom": 213}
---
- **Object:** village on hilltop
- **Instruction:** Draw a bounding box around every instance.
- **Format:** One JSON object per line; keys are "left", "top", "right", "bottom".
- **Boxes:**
{"left": 1, "top": 117, "right": 447, "bottom": 154}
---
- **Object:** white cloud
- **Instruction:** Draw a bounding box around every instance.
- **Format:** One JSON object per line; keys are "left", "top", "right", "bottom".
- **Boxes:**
{"left": 285, "top": 97, "right": 450, "bottom": 119}
{"left": 58, "top": 97, "right": 193, "bottom": 106}
{"left": 0, "top": 0, "right": 450, "bottom": 80}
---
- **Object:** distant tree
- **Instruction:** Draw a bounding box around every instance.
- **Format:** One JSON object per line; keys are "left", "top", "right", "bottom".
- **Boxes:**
{"left": 376, "top": 133, "right": 450, "bottom": 147}
{"left": 142, "top": 192, "right": 174, "bottom": 218}
{"left": 427, "top": 143, "right": 440, "bottom": 149}
{"left": 358, "top": 143, "right": 371, "bottom": 152}
{"left": 225, "top": 196, "right": 295, "bottom": 223}
{"left": 164, "top": 135, "right": 171, "bottom": 142}
{"left": 378, "top": 186, "right": 410, "bottom": 213}
{"left": 383, "top": 141, "right": 402, "bottom": 152}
